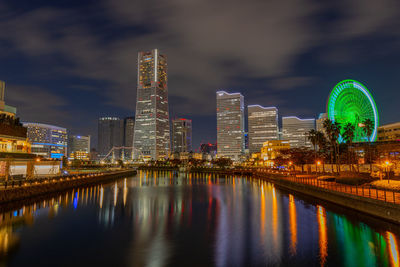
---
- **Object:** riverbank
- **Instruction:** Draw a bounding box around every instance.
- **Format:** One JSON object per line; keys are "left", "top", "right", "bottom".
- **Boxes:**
{"left": 254, "top": 172, "right": 400, "bottom": 224}
{"left": 0, "top": 169, "right": 136, "bottom": 204}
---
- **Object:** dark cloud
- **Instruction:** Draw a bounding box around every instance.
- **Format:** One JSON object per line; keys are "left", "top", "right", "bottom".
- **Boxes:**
{"left": 0, "top": 0, "right": 398, "bottom": 148}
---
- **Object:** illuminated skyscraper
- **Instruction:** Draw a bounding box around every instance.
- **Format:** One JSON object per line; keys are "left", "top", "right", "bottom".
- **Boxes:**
{"left": 23, "top": 122, "right": 68, "bottom": 159}
{"left": 282, "top": 116, "right": 315, "bottom": 148}
{"left": 172, "top": 118, "right": 192, "bottom": 153}
{"left": 216, "top": 91, "right": 244, "bottom": 161}
{"left": 134, "top": 49, "right": 170, "bottom": 160}
{"left": 98, "top": 117, "right": 123, "bottom": 159}
{"left": 124, "top": 116, "right": 135, "bottom": 160}
{"left": 68, "top": 135, "right": 90, "bottom": 160}
{"left": 248, "top": 105, "right": 278, "bottom": 153}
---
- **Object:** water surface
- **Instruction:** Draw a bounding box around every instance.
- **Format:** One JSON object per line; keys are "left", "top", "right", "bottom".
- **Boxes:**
{"left": 0, "top": 171, "right": 399, "bottom": 266}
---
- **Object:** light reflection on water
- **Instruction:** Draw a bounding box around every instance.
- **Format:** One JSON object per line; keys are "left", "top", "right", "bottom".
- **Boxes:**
{"left": 0, "top": 170, "right": 397, "bottom": 266}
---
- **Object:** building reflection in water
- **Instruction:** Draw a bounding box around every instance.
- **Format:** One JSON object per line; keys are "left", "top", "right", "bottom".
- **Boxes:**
{"left": 288, "top": 194, "right": 297, "bottom": 256}
{"left": 123, "top": 178, "right": 128, "bottom": 206}
{"left": 387, "top": 231, "right": 399, "bottom": 267}
{"left": 0, "top": 171, "right": 397, "bottom": 266}
{"left": 317, "top": 205, "right": 328, "bottom": 266}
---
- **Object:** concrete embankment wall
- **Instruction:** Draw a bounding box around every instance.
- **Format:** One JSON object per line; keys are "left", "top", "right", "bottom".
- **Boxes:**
{"left": 0, "top": 170, "right": 136, "bottom": 204}
{"left": 254, "top": 174, "right": 400, "bottom": 224}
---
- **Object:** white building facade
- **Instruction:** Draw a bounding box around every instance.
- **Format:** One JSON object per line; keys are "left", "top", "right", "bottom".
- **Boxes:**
{"left": 216, "top": 91, "right": 244, "bottom": 161}
{"left": 282, "top": 116, "right": 315, "bottom": 148}
{"left": 248, "top": 105, "right": 278, "bottom": 154}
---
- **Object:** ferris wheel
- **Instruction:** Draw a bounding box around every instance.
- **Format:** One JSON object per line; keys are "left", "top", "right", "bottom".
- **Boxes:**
{"left": 327, "top": 79, "right": 379, "bottom": 142}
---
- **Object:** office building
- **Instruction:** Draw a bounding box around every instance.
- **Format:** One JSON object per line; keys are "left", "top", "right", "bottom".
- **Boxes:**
{"left": 316, "top": 113, "right": 328, "bottom": 135}
{"left": 0, "top": 81, "right": 17, "bottom": 117}
{"left": 282, "top": 116, "right": 315, "bottom": 148}
{"left": 68, "top": 135, "right": 90, "bottom": 160}
{"left": 378, "top": 122, "right": 400, "bottom": 142}
{"left": 124, "top": 117, "right": 135, "bottom": 160}
{"left": 98, "top": 117, "right": 123, "bottom": 159}
{"left": 216, "top": 91, "right": 244, "bottom": 161}
{"left": 248, "top": 105, "right": 278, "bottom": 153}
{"left": 172, "top": 118, "right": 192, "bottom": 153}
{"left": 133, "top": 49, "right": 170, "bottom": 160}
{"left": 23, "top": 123, "right": 67, "bottom": 159}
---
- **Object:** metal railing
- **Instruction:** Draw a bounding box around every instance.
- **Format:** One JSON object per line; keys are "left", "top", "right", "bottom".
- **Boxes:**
{"left": 0, "top": 171, "right": 113, "bottom": 189}
{"left": 255, "top": 171, "right": 399, "bottom": 205}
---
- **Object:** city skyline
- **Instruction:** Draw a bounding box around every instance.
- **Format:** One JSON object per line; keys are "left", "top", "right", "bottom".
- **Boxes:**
{"left": 0, "top": 1, "right": 398, "bottom": 266}
{"left": 0, "top": 1, "right": 399, "bottom": 150}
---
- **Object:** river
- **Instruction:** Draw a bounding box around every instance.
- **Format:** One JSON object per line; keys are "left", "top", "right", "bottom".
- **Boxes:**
{"left": 0, "top": 170, "right": 398, "bottom": 266}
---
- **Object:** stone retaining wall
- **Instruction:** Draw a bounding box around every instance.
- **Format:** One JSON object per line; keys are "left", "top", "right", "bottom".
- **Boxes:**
{"left": 0, "top": 169, "right": 136, "bottom": 204}
{"left": 254, "top": 173, "right": 400, "bottom": 224}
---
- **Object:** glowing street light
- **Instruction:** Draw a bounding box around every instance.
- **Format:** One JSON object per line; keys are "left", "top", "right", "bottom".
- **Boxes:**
{"left": 383, "top": 160, "right": 392, "bottom": 183}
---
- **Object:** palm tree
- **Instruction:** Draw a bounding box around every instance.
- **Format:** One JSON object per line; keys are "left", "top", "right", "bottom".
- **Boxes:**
{"left": 315, "top": 130, "right": 327, "bottom": 173}
{"left": 332, "top": 121, "right": 341, "bottom": 172}
{"left": 362, "top": 118, "right": 374, "bottom": 172}
{"left": 323, "top": 119, "right": 334, "bottom": 165}
{"left": 316, "top": 131, "right": 327, "bottom": 151}
{"left": 342, "top": 123, "right": 355, "bottom": 171}
{"left": 323, "top": 119, "right": 341, "bottom": 173}
{"left": 307, "top": 129, "right": 318, "bottom": 160}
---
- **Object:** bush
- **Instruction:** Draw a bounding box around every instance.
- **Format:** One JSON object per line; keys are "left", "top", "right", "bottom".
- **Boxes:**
{"left": 317, "top": 176, "right": 336, "bottom": 181}
{"left": 371, "top": 180, "right": 400, "bottom": 191}
{"left": 335, "top": 177, "right": 375, "bottom": 185}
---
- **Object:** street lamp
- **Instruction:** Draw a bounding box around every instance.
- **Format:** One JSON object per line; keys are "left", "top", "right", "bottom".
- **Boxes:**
{"left": 288, "top": 161, "right": 293, "bottom": 174}
{"left": 384, "top": 160, "right": 391, "bottom": 183}
{"left": 316, "top": 160, "right": 321, "bottom": 174}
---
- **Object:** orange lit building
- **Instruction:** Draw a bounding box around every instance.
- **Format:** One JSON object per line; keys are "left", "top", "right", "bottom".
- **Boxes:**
{"left": 261, "top": 140, "right": 290, "bottom": 163}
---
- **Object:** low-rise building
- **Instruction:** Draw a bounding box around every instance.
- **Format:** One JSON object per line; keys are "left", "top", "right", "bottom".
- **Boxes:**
{"left": 0, "top": 81, "right": 60, "bottom": 179}
{"left": 378, "top": 122, "right": 400, "bottom": 142}
{"left": 261, "top": 140, "right": 290, "bottom": 164}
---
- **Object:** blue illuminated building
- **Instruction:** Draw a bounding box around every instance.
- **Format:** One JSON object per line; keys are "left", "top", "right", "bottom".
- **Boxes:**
{"left": 23, "top": 122, "right": 68, "bottom": 159}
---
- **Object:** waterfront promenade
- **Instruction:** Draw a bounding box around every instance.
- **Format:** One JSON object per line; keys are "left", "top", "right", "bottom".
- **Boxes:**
{"left": 0, "top": 169, "right": 136, "bottom": 204}
{"left": 252, "top": 170, "right": 400, "bottom": 223}
{"left": 254, "top": 170, "right": 400, "bottom": 204}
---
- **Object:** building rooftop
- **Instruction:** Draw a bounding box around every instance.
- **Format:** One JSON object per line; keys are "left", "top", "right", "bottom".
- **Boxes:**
{"left": 379, "top": 122, "right": 400, "bottom": 128}
{"left": 22, "top": 122, "right": 67, "bottom": 131}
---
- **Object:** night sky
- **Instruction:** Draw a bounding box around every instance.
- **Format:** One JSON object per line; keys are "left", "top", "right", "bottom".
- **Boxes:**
{"left": 0, "top": 0, "right": 399, "bottom": 150}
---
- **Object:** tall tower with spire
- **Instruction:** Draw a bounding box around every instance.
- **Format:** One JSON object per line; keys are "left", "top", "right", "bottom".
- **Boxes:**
{"left": 133, "top": 49, "right": 170, "bottom": 160}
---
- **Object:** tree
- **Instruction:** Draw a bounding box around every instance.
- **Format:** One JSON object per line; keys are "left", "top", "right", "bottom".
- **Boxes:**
{"left": 307, "top": 129, "right": 318, "bottom": 162}
{"left": 323, "top": 119, "right": 341, "bottom": 173}
{"left": 362, "top": 118, "right": 374, "bottom": 172}
{"left": 212, "top": 158, "right": 233, "bottom": 169}
{"left": 62, "top": 156, "right": 68, "bottom": 169}
{"left": 117, "top": 159, "right": 124, "bottom": 168}
{"left": 315, "top": 131, "right": 327, "bottom": 151}
{"left": 280, "top": 148, "right": 314, "bottom": 173}
{"left": 71, "top": 159, "right": 82, "bottom": 168}
{"left": 342, "top": 123, "right": 355, "bottom": 171}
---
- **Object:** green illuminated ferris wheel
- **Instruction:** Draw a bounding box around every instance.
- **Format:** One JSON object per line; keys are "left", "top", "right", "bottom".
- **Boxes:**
{"left": 327, "top": 79, "right": 379, "bottom": 142}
